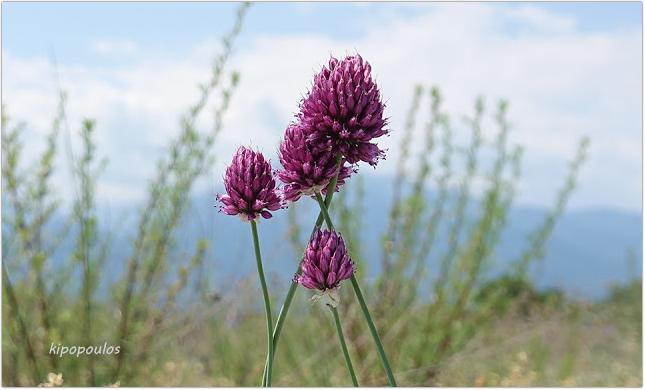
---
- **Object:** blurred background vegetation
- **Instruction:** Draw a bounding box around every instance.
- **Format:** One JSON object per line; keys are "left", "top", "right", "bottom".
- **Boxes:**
{"left": 2, "top": 3, "right": 641, "bottom": 387}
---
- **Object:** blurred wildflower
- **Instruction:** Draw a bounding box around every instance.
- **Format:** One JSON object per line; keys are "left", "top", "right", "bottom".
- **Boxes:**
{"left": 295, "top": 229, "right": 354, "bottom": 307}
{"left": 278, "top": 122, "right": 353, "bottom": 202}
{"left": 500, "top": 351, "right": 535, "bottom": 386}
{"left": 474, "top": 375, "right": 486, "bottom": 387}
{"left": 299, "top": 54, "right": 388, "bottom": 166}
{"left": 164, "top": 361, "right": 177, "bottom": 373}
{"left": 217, "top": 146, "right": 283, "bottom": 220}
{"left": 38, "top": 373, "right": 63, "bottom": 387}
{"left": 561, "top": 377, "right": 577, "bottom": 386}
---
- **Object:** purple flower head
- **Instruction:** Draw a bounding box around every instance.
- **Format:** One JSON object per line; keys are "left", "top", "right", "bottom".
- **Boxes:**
{"left": 217, "top": 146, "right": 283, "bottom": 221}
{"left": 296, "top": 229, "right": 355, "bottom": 295}
{"left": 278, "top": 122, "right": 353, "bottom": 202}
{"left": 299, "top": 54, "right": 388, "bottom": 166}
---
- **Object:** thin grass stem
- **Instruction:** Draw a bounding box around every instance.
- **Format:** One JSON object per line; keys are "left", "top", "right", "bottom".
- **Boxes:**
{"left": 2, "top": 261, "right": 41, "bottom": 383}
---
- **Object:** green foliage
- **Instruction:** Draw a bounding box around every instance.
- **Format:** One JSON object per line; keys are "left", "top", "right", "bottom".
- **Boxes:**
{"left": 2, "top": 3, "right": 249, "bottom": 386}
{"left": 475, "top": 274, "right": 564, "bottom": 315}
{"left": 320, "top": 87, "right": 603, "bottom": 386}
{"left": 607, "top": 279, "right": 642, "bottom": 306}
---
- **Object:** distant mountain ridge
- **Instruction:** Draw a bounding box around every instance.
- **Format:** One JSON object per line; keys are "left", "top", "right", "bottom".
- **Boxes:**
{"left": 50, "top": 175, "right": 642, "bottom": 301}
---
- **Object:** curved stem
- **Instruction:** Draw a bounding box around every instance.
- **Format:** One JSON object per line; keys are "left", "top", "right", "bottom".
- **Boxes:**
{"left": 251, "top": 220, "right": 273, "bottom": 387}
{"left": 262, "top": 155, "right": 343, "bottom": 385}
{"left": 314, "top": 191, "right": 398, "bottom": 387}
{"left": 330, "top": 306, "right": 359, "bottom": 386}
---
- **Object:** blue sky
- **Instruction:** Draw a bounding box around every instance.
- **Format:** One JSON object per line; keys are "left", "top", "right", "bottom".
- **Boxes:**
{"left": 2, "top": 2, "right": 642, "bottom": 212}
{"left": 3, "top": 2, "right": 641, "bottom": 59}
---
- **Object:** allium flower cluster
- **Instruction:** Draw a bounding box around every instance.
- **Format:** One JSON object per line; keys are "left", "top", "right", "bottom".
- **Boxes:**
{"left": 295, "top": 229, "right": 355, "bottom": 295}
{"left": 277, "top": 54, "right": 387, "bottom": 202}
{"left": 217, "top": 146, "right": 283, "bottom": 221}
{"left": 278, "top": 123, "right": 352, "bottom": 202}
{"left": 217, "top": 53, "right": 395, "bottom": 385}
{"left": 299, "top": 54, "right": 388, "bottom": 166}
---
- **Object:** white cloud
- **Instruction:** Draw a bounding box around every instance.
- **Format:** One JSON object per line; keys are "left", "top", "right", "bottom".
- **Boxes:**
{"left": 92, "top": 39, "right": 138, "bottom": 57}
{"left": 2, "top": 3, "right": 641, "bottom": 212}
{"left": 502, "top": 5, "right": 577, "bottom": 34}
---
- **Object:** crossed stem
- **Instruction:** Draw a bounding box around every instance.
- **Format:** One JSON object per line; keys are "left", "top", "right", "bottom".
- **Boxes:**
{"left": 262, "top": 155, "right": 398, "bottom": 386}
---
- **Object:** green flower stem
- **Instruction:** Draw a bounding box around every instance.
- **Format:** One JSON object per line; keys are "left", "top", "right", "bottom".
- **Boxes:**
{"left": 330, "top": 305, "right": 359, "bottom": 387}
{"left": 349, "top": 275, "right": 397, "bottom": 386}
{"left": 250, "top": 220, "right": 273, "bottom": 387}
{"left": 314, "top": 191, "right": 398, "bottom": 387}
{"left": 262, "top": 155, "right": 343, "bottom": 386}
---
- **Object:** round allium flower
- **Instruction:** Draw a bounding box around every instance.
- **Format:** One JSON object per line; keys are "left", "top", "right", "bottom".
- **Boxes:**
{"left": 278, "top": 122, "right": 353, "bottom": 202}
{"left": 299, "top": 54, "right": 388, "bottom": 166}
{"left": 217, "top": 146, "right": 283, "bottom": 221}
{"left": 295, "top": 229, "right": 355, "bottom": 306}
